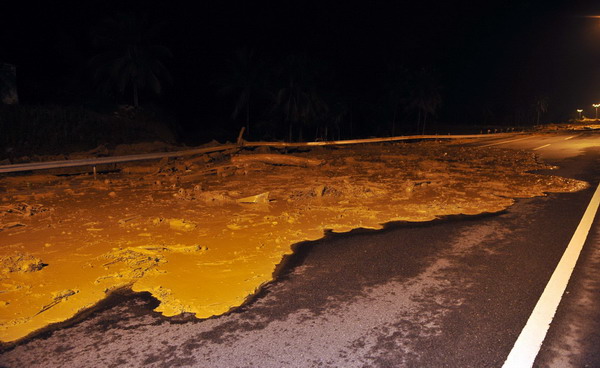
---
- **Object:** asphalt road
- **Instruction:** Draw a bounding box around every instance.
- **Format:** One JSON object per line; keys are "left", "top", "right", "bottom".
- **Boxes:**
{"left": 1, "top": 130, "right": 599, "bottom": 367}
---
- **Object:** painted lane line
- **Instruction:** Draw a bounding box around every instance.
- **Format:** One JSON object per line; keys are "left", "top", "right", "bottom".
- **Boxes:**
{"left": 502, "top": 182, "right": 600, "bottom": 368}
{"left": 564, "top": 135, "right": 577, "bottom": 140}
{"left": 480, "top": 136, "right": 534, "bottom": 147}
{"left": 532, "top": 144, "right": 551, "bottom": 151}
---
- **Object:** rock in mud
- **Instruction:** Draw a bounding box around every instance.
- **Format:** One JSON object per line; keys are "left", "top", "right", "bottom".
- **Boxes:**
{"left": 1, "top": 254, "right": 46, "bottom": 274}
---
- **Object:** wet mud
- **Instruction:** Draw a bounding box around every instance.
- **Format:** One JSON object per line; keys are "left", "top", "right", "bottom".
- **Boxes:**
{"left": 0, "top": 140, "right": 588, "bottom": 343}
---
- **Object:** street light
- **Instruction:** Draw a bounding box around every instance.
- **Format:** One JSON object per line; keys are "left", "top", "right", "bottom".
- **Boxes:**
{"left": 593, "top": 104, "right": 600, "bottom": 119}
{"left": 577, "top": 109, "right": 583, "bottom": 120}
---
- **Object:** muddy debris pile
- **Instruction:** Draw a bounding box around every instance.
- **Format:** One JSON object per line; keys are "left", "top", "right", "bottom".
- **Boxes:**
{"left": 1, "top": 254, "right": 46, "bottom": 274}
{"left": 0, "top": 140, "right": 589, "bottom": 343}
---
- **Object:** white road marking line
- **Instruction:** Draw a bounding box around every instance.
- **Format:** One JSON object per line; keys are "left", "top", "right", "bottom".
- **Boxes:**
{"left": 480, "top": 136, "right": 534, "bottom": 147}
{"left": 502, "top": 182, "right": 600, "bottom": 368}
{"left": 532, "top": 144, "right": 551, "bottom": 151}
{"left": 564, "top": 134, "right": 581, "bottom": 140}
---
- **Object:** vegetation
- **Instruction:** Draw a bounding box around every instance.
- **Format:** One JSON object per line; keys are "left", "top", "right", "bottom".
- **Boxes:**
{"left": 271, "top": 54, "right": 328, "bottom": 142}
{"left": 216, "top": 47, "right": 266, "bottom": 137}
{"left": 408, "top": 67, "right": 442, "bottom": 135}
{"left": 534, "top": 97, "right": 549, "bottom": 125}
{"left": 89, "top": 13, "right": 172, "bottom": 107}
{"left": 2, "top": 6, "right": 560, "bottom": 153}
{"left": 0, "top": 105, "right": 175, "bottom": 159}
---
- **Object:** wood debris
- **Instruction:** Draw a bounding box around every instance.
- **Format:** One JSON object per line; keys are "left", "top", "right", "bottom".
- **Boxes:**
{"left": 231, "top": 154, "right": 324, "bottom": 168}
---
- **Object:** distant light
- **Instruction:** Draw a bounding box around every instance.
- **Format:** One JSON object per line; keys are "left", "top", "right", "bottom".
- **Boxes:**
{"left": 577, "top": 109, "right": 583, "bottom": 112}
{"left": 593, "top": 104, "right": 600, "bottom": 108}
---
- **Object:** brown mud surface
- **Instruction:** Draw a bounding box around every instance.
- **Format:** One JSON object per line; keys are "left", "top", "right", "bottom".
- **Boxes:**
{"left": 0, "top": 140, "right": 588, "bottom": 343}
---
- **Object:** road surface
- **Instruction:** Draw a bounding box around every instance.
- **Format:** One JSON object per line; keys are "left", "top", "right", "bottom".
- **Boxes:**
{"left": 1, "top": 130, "right": 599, "bottom": 367}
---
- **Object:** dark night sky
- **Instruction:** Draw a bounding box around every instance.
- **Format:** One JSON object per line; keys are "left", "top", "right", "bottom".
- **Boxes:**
{"left": 2, "top": 0, "right": 600, "bottom": 141}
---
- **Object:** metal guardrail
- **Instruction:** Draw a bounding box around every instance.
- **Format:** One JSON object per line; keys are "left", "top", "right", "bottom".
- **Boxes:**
{"left": 0, "top": 145, "right": 238, "bottom": 174}
{"left": 0, "top": 133, "right": 512, "bottom": 174}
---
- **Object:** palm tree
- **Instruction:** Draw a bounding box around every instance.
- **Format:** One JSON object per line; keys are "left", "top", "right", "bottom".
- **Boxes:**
{"left": 272, "top": 54, "right": 328, "bottom": 142}
{"left": 217, "top": 47, "right": 265, "bottom": 136}
{"left": 408, "top": 67, "right": 442, "bottom": 134}
{"left": 89, "top": 13, "right": 172, "bottom": 107}
{"left": 481, "top": 101, "right": 495, "bottom": 125}
{"left": 383, "top": 64, "right": 410, "bottom": 136}
{"left": 534, "top": 96, "right": 548, "bottom": 125}
{"left": 327, "top": 100, "right": 350, "bottom": 140}
{"left": 0, "top": 63, "right": 18, "bottom": 105}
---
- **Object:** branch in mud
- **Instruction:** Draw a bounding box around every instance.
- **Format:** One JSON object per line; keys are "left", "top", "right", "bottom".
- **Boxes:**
{"left": 231, "top": 154, "right": 324, "bottom": 168}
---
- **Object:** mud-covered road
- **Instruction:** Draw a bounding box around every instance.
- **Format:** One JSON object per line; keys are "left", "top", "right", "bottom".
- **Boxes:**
{"left": 1, "top": 131, "right": 599, "bottom": 367}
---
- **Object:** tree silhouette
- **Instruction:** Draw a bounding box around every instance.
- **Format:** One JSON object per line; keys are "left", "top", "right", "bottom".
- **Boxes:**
{"left": 272, "top": 54, "right": 327, "bottom": 142}
{"left": 382, "top": 64, "right": 410, "bottom": 136}
{"left": 325, "top": 100, "right": 350, "bottom": 140}
{"left": 408, "top": 67, "right": 442, "bottom": 134}
{"left": 534, "top": 96, "right": 548, "bottom": 125}
{"left": 89, "top": 13, "right": 172, "bottom": 107}
{"left": 217, "top": 47, "right": 265, "bottom": 136}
